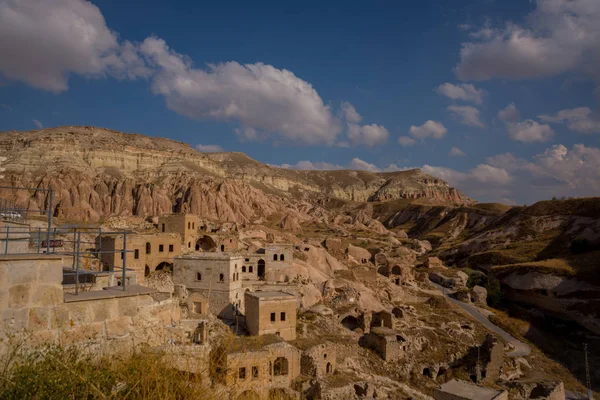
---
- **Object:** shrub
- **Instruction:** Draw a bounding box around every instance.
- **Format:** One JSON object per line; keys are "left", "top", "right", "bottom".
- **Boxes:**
{"left": 486, "top": 277, "right": 503, "bottom": 308}
{"left": 0, "top": 345, "right": 213, "bottom": 400}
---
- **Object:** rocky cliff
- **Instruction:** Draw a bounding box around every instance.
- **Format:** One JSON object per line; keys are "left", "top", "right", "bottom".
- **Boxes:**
{"left": 0, "top": 126, "right": 474, "bottom": 222}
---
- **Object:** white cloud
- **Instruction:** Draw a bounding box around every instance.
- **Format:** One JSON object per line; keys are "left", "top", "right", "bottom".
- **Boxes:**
{"left": 539, "top": 107, "right": 600, "bottom": 134}
{"left": 436, "top": 82, "right": 485, "bottom": 104}
{"left": 508, "top": 119, "right": 554, "bottom": 142}
{"left": 498, "top": 103, "right": 520, "bottom": 123}
{"left": 141, "top": 37, "right": 341, "bottom": 146}
{"left": 498, "top": 103, "right": 554, "bottom": 142}
{"left": 349, "top": 158, "right": 380, "bottom": 172}
{"left": 346, "top": 123, "right": 389, "bottom": 147}
{"left": 341, "top": 102, "right": 389, "bottom": 146}
{"left": 409, "top": 120, "right": 447, "bottom": 139}
{"left": 279, "top": 158, "right": 406, "bottom": 173}
{"left": 279, "top": 161, "right": 344, "bottom": 170}
{"left": 0, "top": 0, "right": 150, "bottom": 92}
{"left": 32, "top": 119, "right": 42, "bottom": 129}
{"left": 455, "top": 0, "right": 600, "bottom": 91}
{"left": 447, "top": 105, "right": 485, "bottom": 127}
{"left": 341, "top": 101, "right": 362, "bottom": 124}
{"left": 449, "top": 146, "right": 466, "bottom": 156}
{"left": 195, "top": 144, "right": 224, "bottom": 152}
{"left": 425, "top": 143, "right": 600, "bottom": 203}
{"left": 470, "top": 164, "right": 512, "bottom": 185}
{"left": 398, "top": 136, "right": 417, "bottom": 147}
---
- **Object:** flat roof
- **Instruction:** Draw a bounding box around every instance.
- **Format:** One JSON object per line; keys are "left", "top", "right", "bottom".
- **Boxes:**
{"left": 437, "top": 379, "right": 505, "bottom": 400}
{"left": 370, "top": 327, "right": 397, "bottom": 336}
{"left": 175, "top": 253, "right": 243, "bottom": 260}
{"left": 64, "top": 285, "right": 155, "bottom": 303}
{"left": 224, "top": 334, "right": 284, "bottom": 354}
{"left": 245, "top": 291, "right": 296, "bottom": 301}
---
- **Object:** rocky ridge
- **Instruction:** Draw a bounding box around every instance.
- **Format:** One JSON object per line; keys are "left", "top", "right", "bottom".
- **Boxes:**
{"left": 0, "top": 126, "right": 474, "bottom": 222}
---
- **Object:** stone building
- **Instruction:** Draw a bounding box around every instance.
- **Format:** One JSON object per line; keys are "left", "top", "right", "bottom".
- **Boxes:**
{"left": 212, "top": 336, "right": 301, "bottom": 400}
{"left": 296, "top": 340, "right": 336, "bottom": 378}
{"left": 240, "top": 254, "right": 265, "bottom": 280}
{"left": 245, "top": 291, "right": 297, "bottom": 341}
{"left": 263, "top": 244, "right": 294, "bottom": 281}
{"left": 96, "top": 232, "right": 181, "bottom": 283}
{"left": 157, "top": 214, "right": 198, "bottom": 249}
{"left": 434, "top": 379, "right": 508, "bottom": 400}
{"left": 173, "top": 253, "right": 244, "bottom": 318}
{"left": 361, "top": 327, "right": 406, "bottom": 361}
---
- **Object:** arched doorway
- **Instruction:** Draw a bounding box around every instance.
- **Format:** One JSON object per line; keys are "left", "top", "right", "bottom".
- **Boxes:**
{"left": 220, "top": 244, "right": 225, "bottom": 252}
{"left": 195, "top": 236, "right": 216, "bottom": 251}
{"left": 144, "top": 265, "right": 150, "bottom": 277}
{"left": 155, "top": 262, "right": 173, "bottom": 273}
{"left": 257, "top": 259, "right": 265, "bottom": 280}
{"left": 326, "top": 362, "right": 333, "bottom": 374}
{"left": 238, "top": 390, "right": 261, "bottom": 400}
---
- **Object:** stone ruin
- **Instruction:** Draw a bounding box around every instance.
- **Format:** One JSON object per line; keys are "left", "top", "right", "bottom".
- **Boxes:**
{"left": 360, "top": 326, "right": 406, "bottom": 362}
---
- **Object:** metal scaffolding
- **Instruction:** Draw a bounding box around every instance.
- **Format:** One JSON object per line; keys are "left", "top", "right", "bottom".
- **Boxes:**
{"left": 0, "top": 185, "right": 131, "bottom": 295}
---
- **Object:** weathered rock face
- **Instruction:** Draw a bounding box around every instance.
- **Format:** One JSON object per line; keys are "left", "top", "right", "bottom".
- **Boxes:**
{"left": 0, "top": 126, "right": 474, "bottom": 222}
{"left": 470, "top": 285, "right": 487, "bottom": 304}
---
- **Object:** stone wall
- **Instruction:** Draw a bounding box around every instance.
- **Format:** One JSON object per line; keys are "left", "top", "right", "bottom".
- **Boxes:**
{"left": 300, "top": 342, "right": 336, "bottom": 378}
{"left": 157, "top": 214, "right": 198, "bottom": 249}
{"left": 361, "top": 327, "right": 405, "bottom": 362}
{"left": 245, "top": 292, "right": 297, "bottom": 340}
{"left": 174, "top": 254, "right": 244, "bottom": 318}
{"left": 0, "top": 255, "right": 181, "bottom": 357}
{"left": 221, "top": 341, "right": 301, "bottom": 399}
{"left": 97, "top": 233, "right": 181, "bottom": 284}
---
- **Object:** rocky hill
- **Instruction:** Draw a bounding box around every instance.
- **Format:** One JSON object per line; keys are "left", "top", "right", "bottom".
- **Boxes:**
{"left": 0, "top": 126, "right": 473, "bottom": 222}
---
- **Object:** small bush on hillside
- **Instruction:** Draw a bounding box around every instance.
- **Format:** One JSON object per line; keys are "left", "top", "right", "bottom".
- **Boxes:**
{"left": 465, "top": 270, "right": 487, "bottom": 289}
{"left": 486, "top": 277, "right": 503, "bottom": 308}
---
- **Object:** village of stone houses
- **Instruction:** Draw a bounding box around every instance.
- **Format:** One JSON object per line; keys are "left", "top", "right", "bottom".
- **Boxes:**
{"left": 0, "top": 128, "right": 597, "bottom": 400}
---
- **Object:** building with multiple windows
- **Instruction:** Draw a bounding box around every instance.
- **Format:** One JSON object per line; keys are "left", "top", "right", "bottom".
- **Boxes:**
{"left": 212, "top": 335, "right": 301, "bottom": 400}
{"left": 173, "top": 253, "right": 244, "bottom": 318}
{"left": 244, "top": 291, "right": 297, "bottom": 341}
{"left": 96, "top": 232, "right": 181, "bottom": 283}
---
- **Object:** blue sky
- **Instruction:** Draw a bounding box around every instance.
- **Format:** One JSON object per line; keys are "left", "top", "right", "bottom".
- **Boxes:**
{"left": 1, "top": 0, "right": 599, "bottom": 204}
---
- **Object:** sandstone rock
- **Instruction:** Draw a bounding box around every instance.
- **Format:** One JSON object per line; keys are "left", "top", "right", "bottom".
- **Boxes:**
{"left": 0, "top": 126, "right": 473, "bottom": 226}
{"left": 470, "top": 285, "right": 487, "bottom": 304}
{"left": 455, "top": 290, "right": 471, "bottom": 303}
{"left": 347, "top": 245, "right": 371, "bottom": 264}
{"left": 309, "top": 304, "right": 333, "bottom": 316}
{"left": 396, "top": 230, "right": 408, "bottom": 239}
{"left": 424, "top": 257, "right": 445, "bottom": 269}
{"left": 279, "top": 214, "right": 303, "bottom": 234}
{"left": 455, "top": 271, "right": 468, "bottom": 287}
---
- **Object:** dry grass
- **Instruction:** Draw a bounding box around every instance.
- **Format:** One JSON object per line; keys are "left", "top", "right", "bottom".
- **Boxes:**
{"left": 491, "top": 250, "right": 600, "bottom": 285}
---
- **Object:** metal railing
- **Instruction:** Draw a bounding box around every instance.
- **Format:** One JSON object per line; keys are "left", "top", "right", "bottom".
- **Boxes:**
{"left": 0, "top": 226, "right": 132, "bottom": 295}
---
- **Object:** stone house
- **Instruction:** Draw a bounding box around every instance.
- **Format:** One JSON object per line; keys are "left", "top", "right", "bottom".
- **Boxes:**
{"left": 156, "top": 214, "right": 198, "bottom": 250}
{"left": 296, "top": 340, "right": 336, "bottom": 378}
{"left": 173, "top": 253, "right": 244, "bottom": 319}
{"left": 263, "top": 244, "right": 293, "bottom": 281}
{"left": 434, "top": 379, "right": 508, "bottom": 400}
{"left": 96, "top": 232, "right": 181, "bottom": 284}
{"left": 245, "top": 291, "right": 297, "bottom": 341}
{"left": 212, "top": 336, "right": 301, "bottom": 400}
{"left": 361, "top": 327, "right": 406, "bottom": 362}
{"left": 194, "top": 234, "right": 239, "bottom": 253}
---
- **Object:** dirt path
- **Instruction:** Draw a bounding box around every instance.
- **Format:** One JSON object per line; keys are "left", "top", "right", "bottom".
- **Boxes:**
{"left": 430, "top": 283, "right": 531, "bottom": 357}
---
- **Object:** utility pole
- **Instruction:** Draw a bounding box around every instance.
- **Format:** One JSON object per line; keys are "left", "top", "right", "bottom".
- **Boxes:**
{"left": 585, "top": 343, "right": 593, "bottom": 400}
